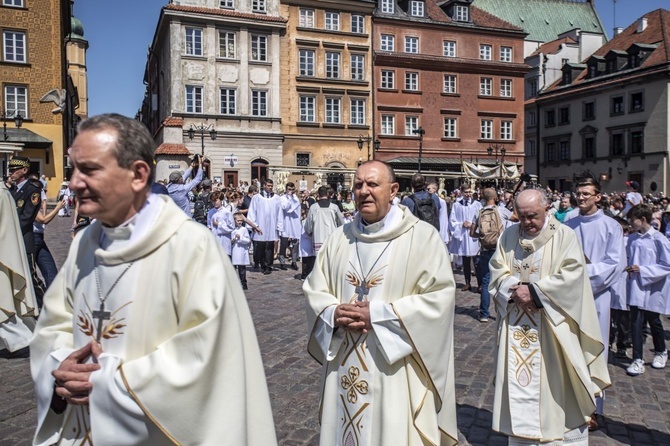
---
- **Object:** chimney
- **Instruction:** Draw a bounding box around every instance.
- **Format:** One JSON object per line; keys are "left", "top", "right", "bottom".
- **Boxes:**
{"left": 613, "top": 27, "right": 623, "bottom": 36}
{"left": 637, "top": 17, "right": 648, "bottom": 33}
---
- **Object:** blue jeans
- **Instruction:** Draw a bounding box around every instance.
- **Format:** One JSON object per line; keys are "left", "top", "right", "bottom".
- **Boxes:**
{"left": 34, "top": 232, "right": 58, "bottom": 289}
{"left": 479, "top": 249, "right": 495, "bottom": 318}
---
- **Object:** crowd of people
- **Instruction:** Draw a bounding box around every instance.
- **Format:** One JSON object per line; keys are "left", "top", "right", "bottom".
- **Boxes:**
{"left": 1, "top": 112, "right": 669, "bottom": 445}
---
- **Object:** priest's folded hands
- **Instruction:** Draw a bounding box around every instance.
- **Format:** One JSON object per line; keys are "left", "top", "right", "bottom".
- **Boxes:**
{"left": 510, "top": 284, "right": 539, "bottom": 313}
{"left": 334, "top": 301, "right": 372, "bottom": 332}
{"left": 52, "top": 341, "right": 102, "bottom": 405}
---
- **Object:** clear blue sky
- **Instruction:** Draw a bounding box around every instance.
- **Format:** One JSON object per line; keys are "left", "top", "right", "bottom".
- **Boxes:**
{"left": 77, "top": 0, "right": 669, "bottom": 118}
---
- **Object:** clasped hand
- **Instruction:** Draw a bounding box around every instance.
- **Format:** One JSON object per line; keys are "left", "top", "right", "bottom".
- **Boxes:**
{"left": 52, "top": 341, "right": 103, "bottom": 406}
{"left": 335, "top": 301, "right": 372, "bottom": 333}
{"left": 510, "top": 284, "right": 538, "bottom": 313}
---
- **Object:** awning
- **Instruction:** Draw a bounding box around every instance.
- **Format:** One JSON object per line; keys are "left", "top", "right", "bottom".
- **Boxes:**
{"left": 3, "top": 128, "right": 52, "bottom": 148}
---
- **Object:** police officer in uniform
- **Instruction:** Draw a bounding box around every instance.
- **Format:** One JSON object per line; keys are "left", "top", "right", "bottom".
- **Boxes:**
{"left": 7, "top": 156, "right": 45, "bottom": 307}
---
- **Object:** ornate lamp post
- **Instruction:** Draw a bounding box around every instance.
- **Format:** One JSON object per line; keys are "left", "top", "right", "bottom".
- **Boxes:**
{"left": 188, "top": 123, "right": 217, "bottom": 156}
{"left": 412, "top": 126, "right": 425, "bottom": 172}
{"left": 2, "top": 109, "right": 24, "bottom": 141}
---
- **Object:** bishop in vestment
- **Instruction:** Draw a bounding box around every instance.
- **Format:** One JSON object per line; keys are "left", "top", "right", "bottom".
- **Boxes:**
{"left": 30, "top": 114, "right": 276, "bottom": 446}
{"left": 304, "top": 161, "right": 458, "bottom": 446}
{"left": 489, "top": 189, "right": 610, "bottom": 445}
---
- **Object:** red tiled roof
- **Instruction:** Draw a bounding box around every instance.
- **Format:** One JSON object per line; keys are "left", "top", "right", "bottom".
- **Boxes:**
{"left": 155, "top": 143, "right": 190, "bottom": 156}
{"left": 162, "top": 116, "right": 184, "bottom": 127}
{"left": 530, "top": 36, "right": 577, "bottom": 57}
{"left": 164, "top": 4, "right": 287, "bottom": 23}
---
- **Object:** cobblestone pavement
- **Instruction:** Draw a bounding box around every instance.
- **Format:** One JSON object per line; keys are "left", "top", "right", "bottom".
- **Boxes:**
{"left": 2, "top": 211, "right": 670, "bottom": 445}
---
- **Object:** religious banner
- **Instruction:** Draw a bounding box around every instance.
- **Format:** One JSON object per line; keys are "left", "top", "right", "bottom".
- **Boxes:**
{"left": 462, "top": 161, "right": 520, "bottom": 180}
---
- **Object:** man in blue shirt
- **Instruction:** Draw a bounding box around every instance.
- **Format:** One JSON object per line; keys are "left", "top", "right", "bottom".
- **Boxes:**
{"left": 167, "top": 155, "right": 203, "bottom": 217}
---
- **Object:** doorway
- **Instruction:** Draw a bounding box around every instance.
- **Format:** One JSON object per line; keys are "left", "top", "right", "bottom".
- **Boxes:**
{"left": 224, "top": 171, "right": 238, "bottom": 190}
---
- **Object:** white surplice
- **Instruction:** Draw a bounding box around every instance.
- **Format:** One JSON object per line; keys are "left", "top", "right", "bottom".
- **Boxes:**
{"left": 626, "top": 227, "right": 670, "bottom": 314}
{"left": 212, "top": 206, "right": 235, "bottom": 255}
{"left": 231, "top": 225, "right": 251, "bottom": 266}
{"left": 248, "top": 193, "right": 281, "bottom": 241}
{"left": 277, "top": 193, "right": 302, "bottom": 239}
{"left": 449, "top": 199, "right": 482, "bottom": 256}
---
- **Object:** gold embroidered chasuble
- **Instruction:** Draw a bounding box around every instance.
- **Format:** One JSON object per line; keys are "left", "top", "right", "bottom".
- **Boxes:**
{"left": 305, "top": 205, "right": 458, "bottom": 446}
{"left": 489, "top": 217, "right": 611, "bottom": 442}
{"left": 31, "top": 196, "right": 276, "bottom": 446}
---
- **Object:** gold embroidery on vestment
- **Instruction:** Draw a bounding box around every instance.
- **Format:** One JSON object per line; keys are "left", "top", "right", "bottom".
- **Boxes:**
{"left": 513, "top": 325, "right": 538, "bottom": 349}
{"left": 77, "top": 297, "right": 132, "bottom": 341}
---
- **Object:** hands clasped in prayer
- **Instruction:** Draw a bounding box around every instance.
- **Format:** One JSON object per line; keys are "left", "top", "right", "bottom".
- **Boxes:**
{"left": 509, "top": 284, "right": 539, "bottom": 313}
{"left": 335, "top": 302, "right": 372, "bottom": 333}
{"left": 52, "top": 341, "right": 102, "bottom": 406}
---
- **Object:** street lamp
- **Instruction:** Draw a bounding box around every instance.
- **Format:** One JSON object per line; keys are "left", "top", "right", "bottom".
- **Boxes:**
{"left": 356, "top": 135, "right": 381, "bottom": 161}
{"left": 188, "top": 123, "right": 217, "bottom": 156}
{"left": 412, "top": 126, "right": 425, "bottom": 172}
{"left": 2, "top": 109, "right": 24, "bottom": 141}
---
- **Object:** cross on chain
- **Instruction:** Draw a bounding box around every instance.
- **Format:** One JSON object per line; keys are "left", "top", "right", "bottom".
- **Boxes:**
{"left": 355, "top": 283, "right": 370, "bottom": 302}
{"left": 92, "top": 302, "right": 111, "bottom": 342}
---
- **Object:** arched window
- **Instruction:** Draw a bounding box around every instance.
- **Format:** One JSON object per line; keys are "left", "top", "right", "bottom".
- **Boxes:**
{"left": 250, "top": 158, "right": 269, "bottom": 183}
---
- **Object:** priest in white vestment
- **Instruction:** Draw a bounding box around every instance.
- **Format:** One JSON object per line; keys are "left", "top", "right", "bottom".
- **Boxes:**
{"left": 304, "top": 161, "right": 458, "bottom": 446}
{"left": 0, "top": 182, "right": 38, "bottom": 357}
{"left": 30, "top": 114, "right": 276, "bottom": 446}
{"left": 489, "top": 189, "right": 610, "bottom": 445}
{"left": 449, "top": 184, "right": 482, "bottom": 291}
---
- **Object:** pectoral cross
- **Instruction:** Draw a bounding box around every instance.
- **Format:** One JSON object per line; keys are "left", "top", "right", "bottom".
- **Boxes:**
{"left": 92, "top": 302, "right": 111, "bottom": 342}
{"left": 355, "top": 283, "right": 370, "bottom": 302}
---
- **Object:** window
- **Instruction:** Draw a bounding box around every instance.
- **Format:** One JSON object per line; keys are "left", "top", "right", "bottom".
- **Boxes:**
{"left": 611, "top": 133, "right": 624, "bottom": 156}
{"left": 325, "top": 97, "right": 341, "bottom": 124}
{"left": 405, "top": 36, "right": 418, "bottom": 54}
{"left": 529, "top": 80, "right": 538, "bottom": 97}
{"left": 500, "top": 46, "right": 512, "bottom": 62}
{"left": 185, "top": 85, "right": 203, "bottom": 113}
{"left": 611, "top": 96, "right": 624, "bottom": 115}
{"left": 443, "top": 40, "right": 456, "bottom": 57}
{"left": 381, "top": 0, "right": 394, "bottom": 14}
{"left": 405, "top": 116, "right": 418, "bottom": 136}
{"left": 381, "top": 114, "right": 395, "bottom": 135}
{"left": 454, "top": 4, "right": 469, "bottom": 21}
{"left": 351, "top": 15, "right": 364, "bottom": 33}
{"left": 444, "top": 118, "right": 457, "bottom": 138}
{"left": 350, "top": 54, "right": 364, "bottom": 81}
{"left": 528, "top": 111, "right": 536, "bottom": 127}
{"left": 252, "top": 0, "right": 265, "bottom": 12}
{"left": 185, "top": 27, "right": 202, "bottom": 56}
{"left": 350, "top": 99, "right": 365, "bottom": 125}
{"left": 251, "top": 90, "right": 267, "bottom": 116}
{"left": 380, "top": 35, "right": 395, "bottom": 51}
{"left": 631, "top": 130, "right": 643, "bottom": 154}
{"left": 325, "top": 12, "right": 340, "bottom": 31}
{"left": 480, "top": 120, "right": 493, "bottom": 139}
{"left": 4, "top": 85, "right": 27, "bottom": 118}
{"left": 296, "top": 153, "right": 311, "bottom": 167}
{"left": 250, "top": 35, "right": 267, "bottom": 61}
{"left": 630, "top": 92, "right": 644, "bottom": 112}
{"left": 220, "top": 0, "right": 233, "bottom": 8}
{"left": 443, "top": 74, "right": 457, "bottom": 94}
{"left": 410, "top": 1, "right": 424, "bottom": 17}
{"left": 583, "top": 101, "right": 595, "bottom": 120}
{"left": 584, "top": 137, "right": 595, "bottom": 159}
{"left": 479, "top": 44, "right": 492, "bottom": 60}
{"left": 500, "top": 79, "right": 512, "bottom": 97}
{"left": 220, "top": 89, "right": 236, "bottom": 115}
{"left": 559, "top": 106, "right": 570, "bottom": 125}
{"left": 380, "top": 70, "right": 395, "bottom": 89}
{"left": 325, "top": 52, "right": 340, "bottom": 78}
{"left": 299, "top": 9, "right": 315, "bottom": 28}
{"left": 527, "top": 140, "right": 536, "bottom": 156}
{"left": 3, "top": 0, "right": 24, "bottom": 7}
{"left": 3, "top": 31, "right": 26, "bottom": 62}
{"left": 299, "top": 49, "right": 315, "bottom": 76}
{"left": 405, "top": 72, "right": 418, "bottom": 91}
{"left": 501, "top": 121, "right": 513, "bottom": 140}
{"left": 480, "top": 77, "right": 492, "bottom": 96}
{"left": 299, "top": 96, "right": 315, "bottom": 122}
{"left": 219, "top": 31, "right": 236, "bottom": 59}
{"left": 546, "top": 142, "right": 556, "bottom": 162}
{"left": 559, "top": 141, "right": 570, "bottom": 160}
{"left": 545, "top": 109, "right": 555, "bottom": 127}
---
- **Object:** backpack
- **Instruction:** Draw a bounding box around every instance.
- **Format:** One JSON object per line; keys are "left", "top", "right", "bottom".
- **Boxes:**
{"left": 409, "top": 194, "right": 439, "bottom": 229}
{"left": 193, "top": 192, "right": 210, "bottom": 224}
{"left": 477, "top": 207, "right": 503, "bottom": 250}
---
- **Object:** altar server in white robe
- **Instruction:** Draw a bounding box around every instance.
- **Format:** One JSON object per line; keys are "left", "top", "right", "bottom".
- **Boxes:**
{"left": 304, "top": 161, "right": 458, "bottom": 446}
{"left": 428, "top": 182, "right": 450, "bottom": 246}
{"left": 212, "top": 199, "right": 235, "bottom": 256}
{"left": 0, "top": 182, "right": 38, "bottom": 358}
{"left": 30, "top": 114, "right": 276, "bottom": 446}
{"left": 489, "top": 189, "right": 610, "bottom": 445}
{"left": 564, "top": 177, "right": 624, "bottom": 427}
{"left": 232, "top": 212, "right": 251, "bottom": 290}
{"left": 248, "top": 179, "right": 281, "bottom": 274}
{"left": 449, "top": 184, "right": 482, "bottom": 291}
{"left": 277, "top": 181, "right": 302, "bottom": 270}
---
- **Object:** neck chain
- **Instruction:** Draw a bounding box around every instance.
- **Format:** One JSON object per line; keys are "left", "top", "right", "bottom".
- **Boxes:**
{"left": 353, "top": 240, "right": 392, "bottom": 301}
{"left": 92, "top": 259, "right": 134, "bottom": 342}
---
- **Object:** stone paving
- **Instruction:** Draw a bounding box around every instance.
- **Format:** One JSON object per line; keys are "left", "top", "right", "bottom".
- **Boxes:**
{"left": 2, "top": 211, "right": 670, "bottom": 445}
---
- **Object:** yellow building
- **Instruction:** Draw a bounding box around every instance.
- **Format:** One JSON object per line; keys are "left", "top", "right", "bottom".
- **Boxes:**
{"left": 0, "top": 0, "right": 71, "bottom": 198}
{"left": 279, "top": 0, "right": 375, "bottom": 188}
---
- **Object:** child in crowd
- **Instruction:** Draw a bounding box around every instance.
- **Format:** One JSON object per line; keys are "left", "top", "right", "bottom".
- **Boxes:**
{"left": 231, "top": 212, "right": 251, "bottom": 290}
{"left": 625, "top": 204, "right": 670, "bottom": 376}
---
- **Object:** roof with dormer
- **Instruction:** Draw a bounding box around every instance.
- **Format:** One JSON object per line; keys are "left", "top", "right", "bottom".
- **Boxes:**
{"left": 164, "top": 3, "right": 287, "bottom": 23}
{"left": 473, "top": 0, "right": 605, "bottom": 42}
